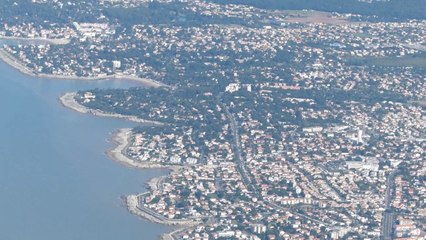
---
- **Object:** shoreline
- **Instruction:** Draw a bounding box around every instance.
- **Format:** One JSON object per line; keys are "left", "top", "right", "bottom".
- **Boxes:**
{"left": 109, "top": 128, "right": 201, "bottom": 239}
{"left": 59, "top": 92, "right": 165, "bottom": 125}
{"left": 0, "top": 35, "right": 71, "bottom": 45}
{"left": 0, "top": 37, "right": 198, "bottom": 238}
{"left": 126, "top": 193, "right": 200, "bottom": 227}
{"left": 107, "top": 128, "right": 167, "bottom": 169}
{"left": 0, "top": 48, "right": 169, "bottom": 88}
{"left": 0, "top": 48, "right": 35, "bottom": 76}
{"left": 61, "top": 95, "right": 200, "bottom": 238}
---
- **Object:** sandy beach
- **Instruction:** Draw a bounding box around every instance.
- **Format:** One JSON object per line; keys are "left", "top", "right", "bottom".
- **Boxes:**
{"left": 59, "top": 92, "right": 165, "bottom": 125}
{"left": 0, "top": 48, "right": 35, "bottom": 76}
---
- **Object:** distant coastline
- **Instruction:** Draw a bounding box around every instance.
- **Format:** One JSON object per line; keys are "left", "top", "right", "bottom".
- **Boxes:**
{"left": 0, "top": 47, "right": 168, "bottom": 88}
{"left": 0, "top": 35, "right": 71, "bottom": 45}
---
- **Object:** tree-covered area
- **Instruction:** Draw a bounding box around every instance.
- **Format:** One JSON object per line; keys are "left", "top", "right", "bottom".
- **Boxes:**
{"left": 346, "top": 55, "right": 426, "bottom": 68}
{"left": 76, "top": 86, "right": 228, "bottom": 143}
{"left": 103, "top": 1, "right": 249, "bottom": 27}
{"left": 209, "top": 0, "right": 426, "bottom": 20}
{"left": 223, "top": 86, "right": 407, "bottom": 129}
{"left": 77, "top": 87, "right": 217, "bottom": 124}
{"left": 0, "top": 0, "right": 100, "bottom": 26}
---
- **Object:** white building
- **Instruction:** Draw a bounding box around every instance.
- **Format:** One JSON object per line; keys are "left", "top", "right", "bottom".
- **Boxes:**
{"left": 225, "top": 83, "right": 241, "bottom": 93}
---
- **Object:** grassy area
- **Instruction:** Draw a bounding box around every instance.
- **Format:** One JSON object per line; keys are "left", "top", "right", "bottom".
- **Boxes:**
{"left": 409, "top": 100, "right": 426, "bottom": 107}
{"left": 347, "top": 56, "right": 426, "bottom": 68}
{"left": 282, "top": 10, "right": 349, "bottom": 24}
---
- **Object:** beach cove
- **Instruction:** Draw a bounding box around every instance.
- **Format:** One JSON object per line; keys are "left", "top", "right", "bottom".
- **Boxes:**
{"left": 0, "top": 57, "right": 171, "bottom": 239}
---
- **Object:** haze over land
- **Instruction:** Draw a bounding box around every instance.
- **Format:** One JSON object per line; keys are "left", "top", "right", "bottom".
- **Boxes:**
{"left": 0, "top": 0, "right": 425, "bottom": 239}
{"left": 210, "top": 0, "right": 426, "bottom": 20}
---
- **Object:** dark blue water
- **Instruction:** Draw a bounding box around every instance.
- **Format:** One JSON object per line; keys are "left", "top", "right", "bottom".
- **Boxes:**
{"left": 0, "top": 61, "right": 170, "bottom": 239}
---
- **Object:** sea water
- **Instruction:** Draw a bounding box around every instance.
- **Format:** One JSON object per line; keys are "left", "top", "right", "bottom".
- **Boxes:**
{"left": 0, "top": 60, "right": 170, "bottom": 240}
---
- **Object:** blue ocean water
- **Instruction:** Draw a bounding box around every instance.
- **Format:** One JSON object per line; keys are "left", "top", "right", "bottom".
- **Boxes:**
{"left": 0, "top": 60, "right": 169, "bottom": 240}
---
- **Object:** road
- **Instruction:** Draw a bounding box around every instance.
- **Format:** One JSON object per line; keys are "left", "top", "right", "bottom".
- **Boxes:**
{"left": 217, "top": 95, "right": 331, "bottom": 227}
{"left": 383, "top": 211, "right": 393, "bottom": 240}
{"left": 219, "top": 98, "right": 258, "bottom": 194}
{"left": 382, "top": 170, "right": 397, "bottom": 240}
